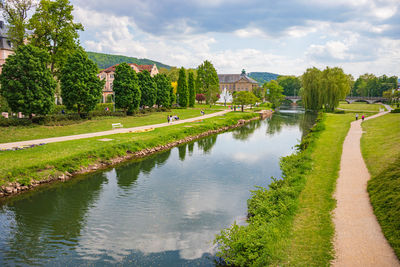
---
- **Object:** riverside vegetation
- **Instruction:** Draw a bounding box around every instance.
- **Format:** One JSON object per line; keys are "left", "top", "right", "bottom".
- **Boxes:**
{"left": 361, "top": 113, "right": 400, "bottom": 259}
{"left": 214, "top": 111, "right": 361, "bottom": 266}
{"left": 0, "top": 111, "right": 256, "bottom": 191}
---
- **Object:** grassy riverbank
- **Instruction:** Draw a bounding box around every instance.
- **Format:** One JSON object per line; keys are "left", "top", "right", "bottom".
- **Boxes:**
{"left": 0, "top": 112, "right": 256, "bottom": 188}
{"left": 338, "top": 102, "right": 385, "bottom": 112}
{"left": 0, "top": 106, "right": 224, "bottom": 143}
{"left": 215, "top": 112, "right": 355, "bottom": 266}
{"left": 361, "top": 113, "right": 400, "bottom": 258}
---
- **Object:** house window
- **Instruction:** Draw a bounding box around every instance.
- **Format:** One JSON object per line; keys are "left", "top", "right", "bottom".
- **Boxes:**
{"left": 110, "top": 74, "right": 114, "bottom": 79}
{"left": 110, "top": 83, "right": 113, "bottom": 90}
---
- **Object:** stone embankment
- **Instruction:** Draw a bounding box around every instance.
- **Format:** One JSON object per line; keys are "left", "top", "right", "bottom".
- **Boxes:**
{"left": 0, "top": 117, "right": 259, "bottom": 198}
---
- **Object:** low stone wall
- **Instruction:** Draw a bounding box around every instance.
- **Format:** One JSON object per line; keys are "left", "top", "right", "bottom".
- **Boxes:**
{"left": 0, "top": 116, "right": 259, "bottom": 198}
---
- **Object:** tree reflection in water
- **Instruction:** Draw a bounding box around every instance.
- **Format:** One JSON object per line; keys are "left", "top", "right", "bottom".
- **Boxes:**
{"left": 231, "top": 120, "right": 261, "bottom": 141}
{"left": 178, "top": 144, "right": 187, "bottom": 161}
{"left": 265, "top": 110, "right": 317, "bottom": 142}
{"left": 197, "top": 135, "right": 218, "bottom": 154}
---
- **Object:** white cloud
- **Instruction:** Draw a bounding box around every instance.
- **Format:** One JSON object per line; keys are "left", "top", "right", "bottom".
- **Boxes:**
{"left": 72, "top": 1, "right": 400, "bottom": 77}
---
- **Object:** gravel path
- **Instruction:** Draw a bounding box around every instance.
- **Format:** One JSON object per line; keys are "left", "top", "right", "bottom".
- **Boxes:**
{"left": 0, "top": 110, "right": 231, "bottom": 150}
{"left": 332, "top": 108, "right": 399, "bottom": 266}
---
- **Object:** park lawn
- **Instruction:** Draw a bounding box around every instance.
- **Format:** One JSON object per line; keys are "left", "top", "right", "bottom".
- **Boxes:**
{"left": 0, "top": 111, "right": 254, "bottom": 187}
{"left": 361, "top": 113, "right": 400, "bottom": 258}
{"left": 338, "top": 102, "right": 385, "bottom": 112}
{"left": 0, "top": 106, "right": 224, "bottom": 144}
{"left": 283, "top": 113, "right": 354, "bottom": 265}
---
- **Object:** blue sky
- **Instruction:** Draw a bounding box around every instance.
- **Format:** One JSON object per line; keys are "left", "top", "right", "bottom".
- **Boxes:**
{"left": 71, "top": 0, "right": 400, "bottom": 77}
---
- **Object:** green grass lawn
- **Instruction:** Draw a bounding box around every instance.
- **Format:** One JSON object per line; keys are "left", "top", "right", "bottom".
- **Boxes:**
{"left": 338, "top": 102, "right": 385, "bottom": 112}
{"left": 361, "top": 114, "right": 400, "bottom": 258}
{"left": 0, "top": 111, "right": 254, "bottom": 186}
{"left": 0, "top": 106, "right": 224, "bottom": 143}
{"left": 284, "top": 113, "right": 354, "bottom": 265}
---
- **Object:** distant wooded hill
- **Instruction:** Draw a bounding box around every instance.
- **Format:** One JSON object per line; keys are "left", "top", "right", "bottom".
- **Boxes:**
{"left": 87, "top": 52, "right": 172, "bottom": 70}
{"left": 248, "top": 72, "right": 280, "bottom": 85}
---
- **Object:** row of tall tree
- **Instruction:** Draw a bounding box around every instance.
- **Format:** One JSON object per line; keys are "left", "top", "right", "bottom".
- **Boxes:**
{"left": 175, "top": 61, "right": 220, "bottom": 107}
{"left": 113, "top": 63, "right": 174, "bottom": 112}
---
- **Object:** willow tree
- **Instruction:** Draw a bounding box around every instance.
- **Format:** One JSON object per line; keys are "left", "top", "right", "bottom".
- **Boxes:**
{"left": 301, "top": 67, "right": 323, "bottom": 111}
{"left": 301, "top": 67, "right": 351, "bottom": 111}
{"left": 320, "top": 67, "right": 351, "bottom": 112}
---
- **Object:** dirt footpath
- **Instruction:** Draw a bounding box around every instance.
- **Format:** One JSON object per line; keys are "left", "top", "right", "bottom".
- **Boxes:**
{"left": 332, "top": 111, "right": 399, "bottom": 266}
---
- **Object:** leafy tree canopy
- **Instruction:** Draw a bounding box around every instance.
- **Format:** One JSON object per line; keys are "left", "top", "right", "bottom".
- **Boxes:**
{"left": 154, "top": 73, "right": 171, "bottom": 108}
{"left": 264, "top": 80, "right": 285, "bottom": 108}
{"left": 233, "top": 91, "right": 259, "bottom": 112}
{"left": 277, "top": 75, "right": 301, "bottom": 96}
{"left": 301, "top": 66, "right": 351, "bottom": 111}
{"left": 29, "top": 0, "right": 84, "bottom": 76}
{"left": 113, "top": 62, "right": 140, "bottom": 112}
{"left": 138, "top": 70, "right": 157, "bottom": 108}
{"left": 196, "top": 60, "right": 219, "bottom": 105}
{"left": 0, "top": 0, "right": 35, "bottom": 47}
{"left": 0, "top": 44, "right": 56, "bottom": 117}
{"left": 60, "top": 48, "right": 104, "bottom": 114}
{"left": 177, "top": 67, "right": 188, "bottom": 107}
{"left": 188, "top": 71, "right": 196, "bottom": 107}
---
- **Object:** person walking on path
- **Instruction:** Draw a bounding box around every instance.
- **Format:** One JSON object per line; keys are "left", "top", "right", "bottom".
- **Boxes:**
{"left": 167, "top": 115, "right": 170, "bottom": 124}
{"left": 333, "top": 111, "right": 399, "bottom": 266}
{"left": 355, "top": 113, "right": 358, "bottom": 120}
{"left": 362, "top": 114, "right": 365, "bottom": 121}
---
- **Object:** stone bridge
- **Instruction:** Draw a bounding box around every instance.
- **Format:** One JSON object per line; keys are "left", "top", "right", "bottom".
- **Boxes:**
{"left": 285, "top": 96, "right": 387, "bottom": 104}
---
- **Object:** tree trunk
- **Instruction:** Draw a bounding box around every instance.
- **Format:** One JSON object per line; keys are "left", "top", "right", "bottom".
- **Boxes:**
{"left": 241, "top": 105, "right": 244, "bottom": 112}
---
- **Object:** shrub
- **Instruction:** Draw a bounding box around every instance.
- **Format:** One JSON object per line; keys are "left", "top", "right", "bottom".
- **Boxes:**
{"left": 0, "top": 117, "right": 32, "bottom": 127}
{"left": 89, "top": 110, "right": 126, "bottom": 117}
{"left": 31, "top": 114, "right": 82, "bottom": 125}
{"left": 94, "top": 103, "right": 115, "bottom": 112}
{"left": 51, "top": 105, "right": 67, "bottom": 115}
{"left": 390, "top": 108, "right": 400, "bottom": 113}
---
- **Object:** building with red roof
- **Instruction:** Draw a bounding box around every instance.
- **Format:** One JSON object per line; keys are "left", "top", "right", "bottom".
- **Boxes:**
{"left": 98, "top": 63, "right": 159, "bottom": 102}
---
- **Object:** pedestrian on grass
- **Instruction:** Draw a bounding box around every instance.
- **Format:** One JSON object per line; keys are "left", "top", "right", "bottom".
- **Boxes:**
{"left": 355, "top": 113, "right": 358, "bottom": 120}
{"left": 167, "top": 115, "right": 170, "bottom": 124}
{"left": 362, "top": 115, "right": 365, "bottom": 121}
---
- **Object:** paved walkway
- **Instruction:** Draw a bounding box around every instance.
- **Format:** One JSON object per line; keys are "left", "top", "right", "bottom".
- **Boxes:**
{"left": 333, "top": 107, "right": 399, "bottom": 266}
{"left": 0, "top": 110, "right": 231, "bottom": 150}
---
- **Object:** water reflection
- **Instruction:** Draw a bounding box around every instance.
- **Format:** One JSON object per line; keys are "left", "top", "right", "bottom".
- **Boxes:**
{"left": 0, "top": 173, "right": 107, "bottom": 265}
{"left": 0, "top": 107, "right": 314, "bottom": 266}
{"left": 232, "top": 120, "right": 261, "bottom": 140}
{"left": 266, "top": 107, "right": 316, "bottom": 139}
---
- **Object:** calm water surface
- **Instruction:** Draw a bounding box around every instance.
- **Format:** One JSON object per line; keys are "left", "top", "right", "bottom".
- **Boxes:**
{"left": 0, "top": 107, "right": 315, "bottom": 266}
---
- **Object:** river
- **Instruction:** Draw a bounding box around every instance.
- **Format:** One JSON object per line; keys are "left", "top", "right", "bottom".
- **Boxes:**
{"left": 0, "top": 107, "right": 315, "bottom": 266}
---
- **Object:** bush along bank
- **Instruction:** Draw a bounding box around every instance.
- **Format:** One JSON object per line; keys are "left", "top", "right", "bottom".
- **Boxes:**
{"left": 367, "top": 156, "right": 400, "bottom": 259}
{"left": 214, "top": 112, "right": 325, "bottom": 266}
{"left": 0, "top": 113, "right": 258, "bottom": 198}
